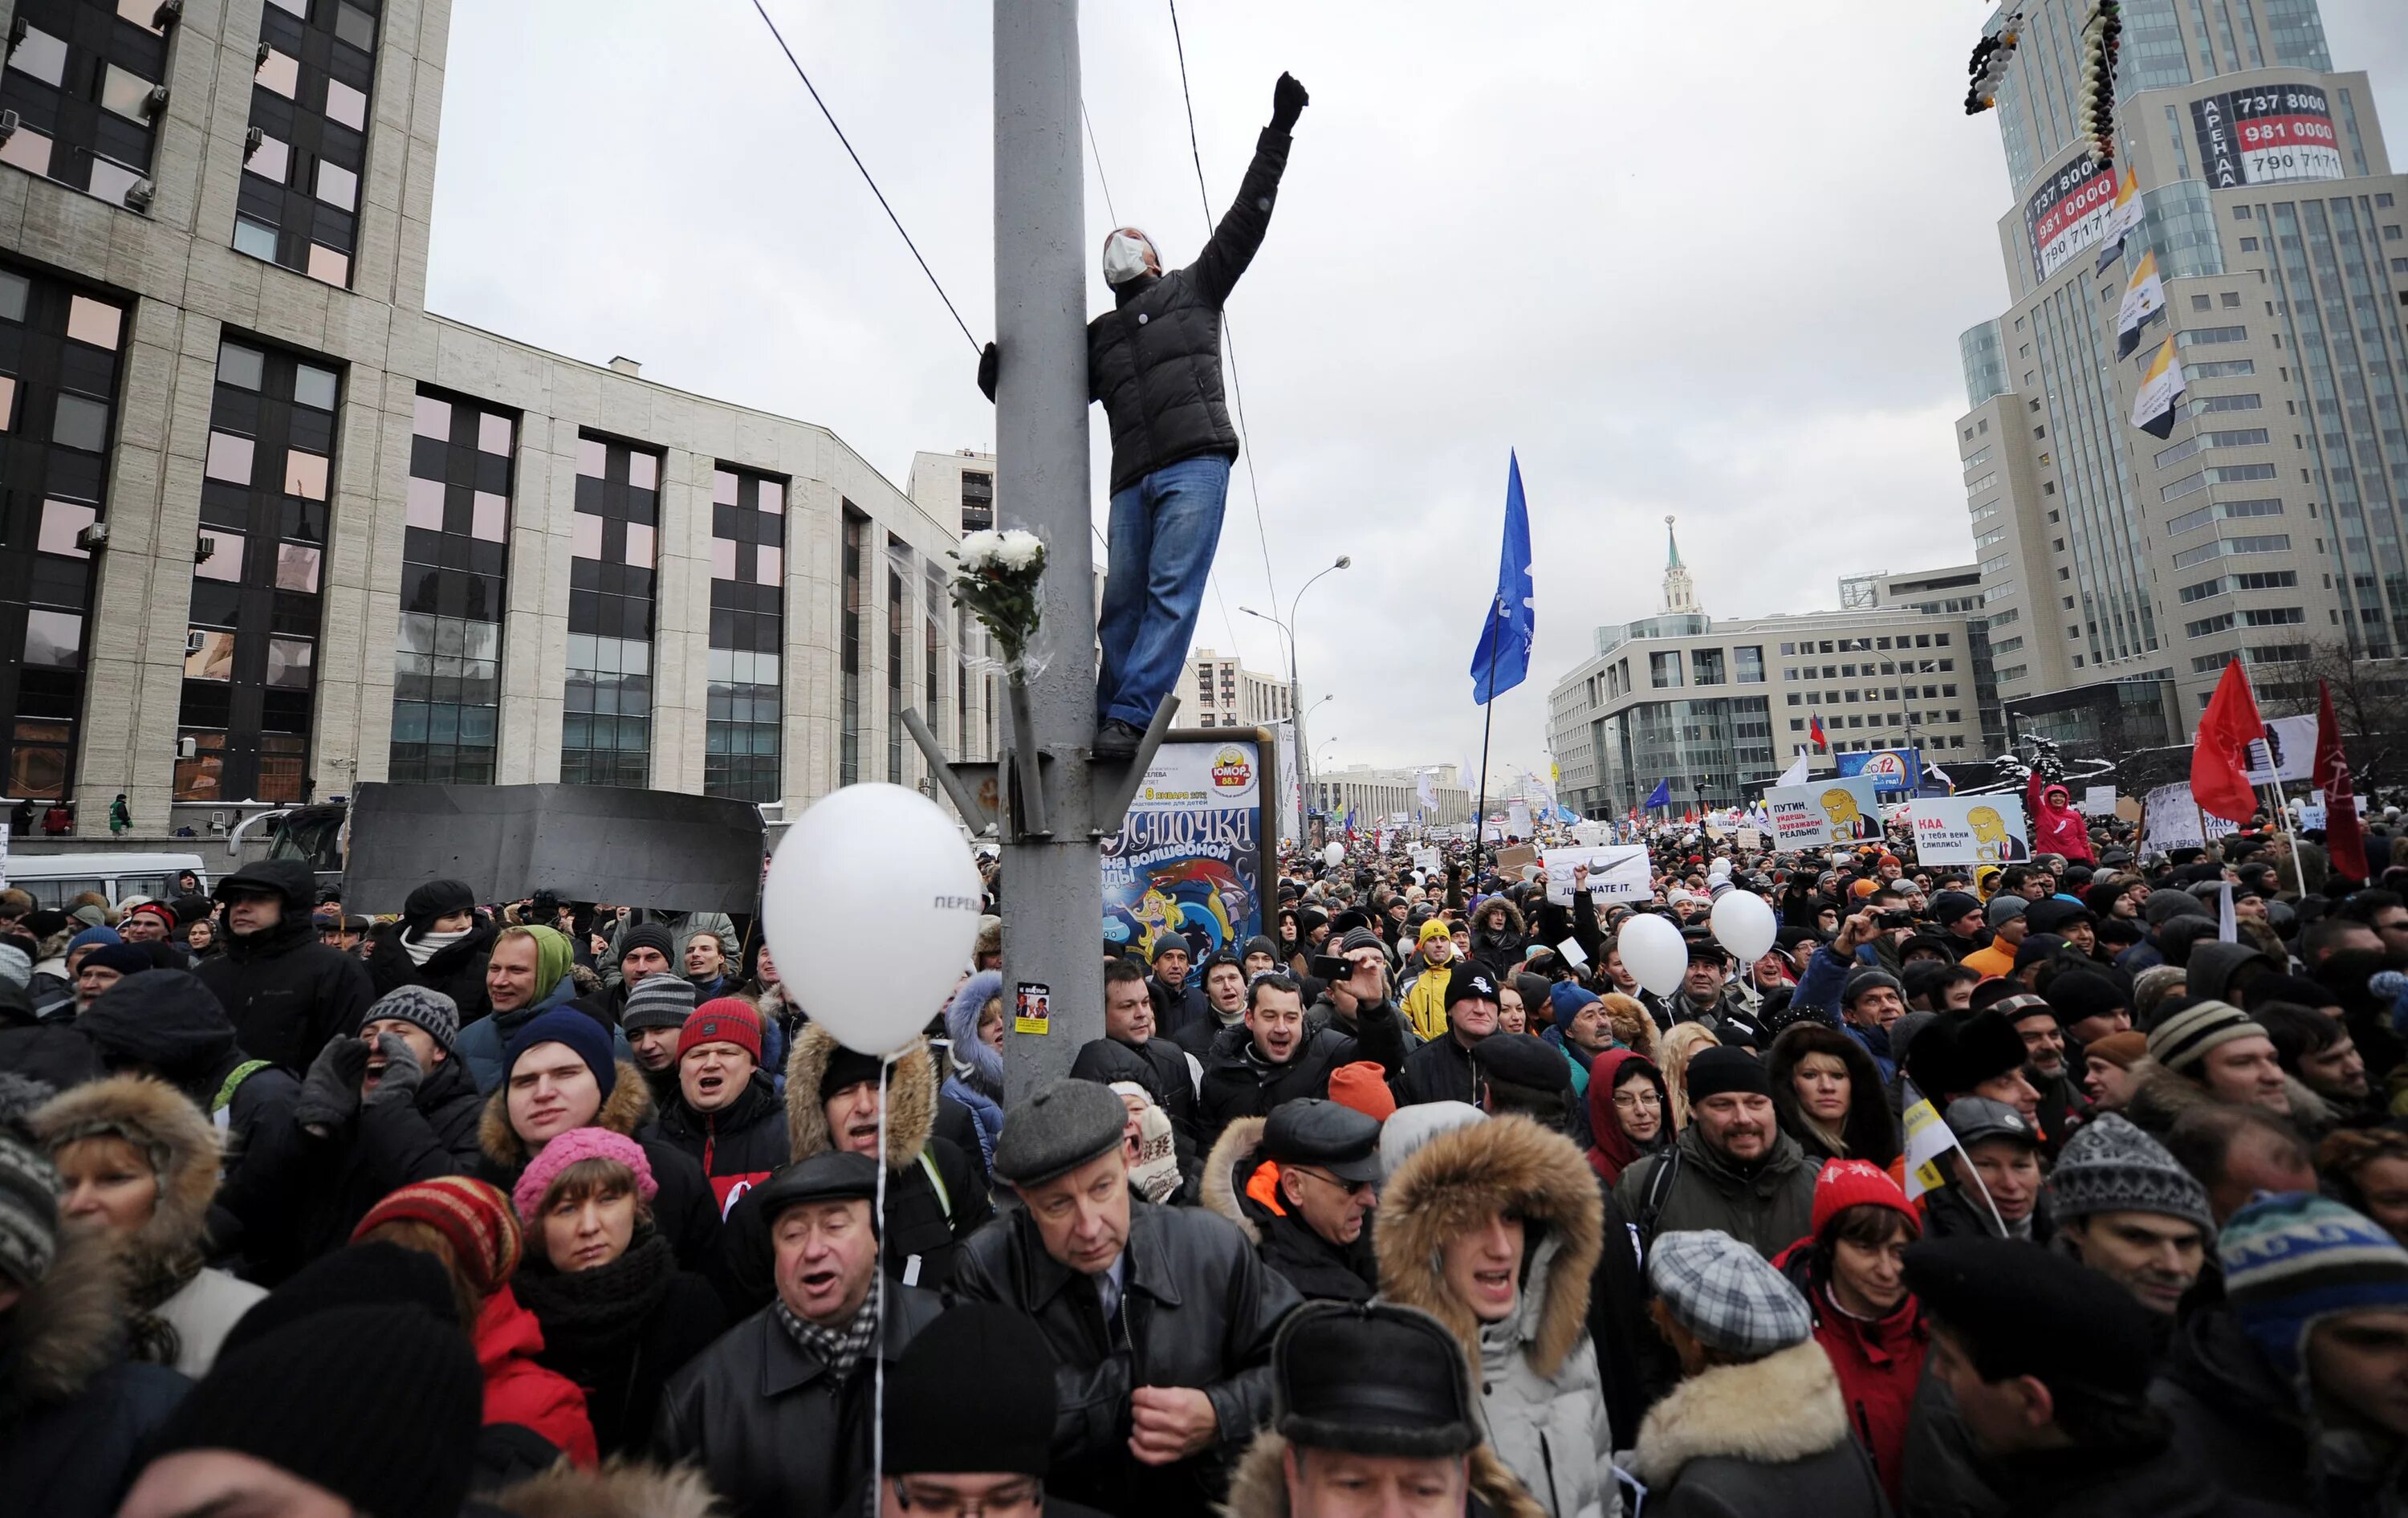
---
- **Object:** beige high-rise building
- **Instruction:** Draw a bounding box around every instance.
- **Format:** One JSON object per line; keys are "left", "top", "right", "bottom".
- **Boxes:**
{"left": 1953, "top": 0, "right": 2408, "bottom": 751}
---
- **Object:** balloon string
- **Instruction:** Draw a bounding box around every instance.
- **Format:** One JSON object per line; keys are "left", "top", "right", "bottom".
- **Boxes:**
{"left": 872, "top": 1051, "right": 892, "bottom": 1516}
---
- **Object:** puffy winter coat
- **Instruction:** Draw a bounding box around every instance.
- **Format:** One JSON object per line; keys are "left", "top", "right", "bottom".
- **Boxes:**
{"left": 1775, "top": 1239, "right": 1926, "bottom": 1510}
{"left": 194, "top": 859, "right": 374, "bottom": 1072}
{"left": 1378, "top": 1115, "right": 1613, "bottom": 1518}
{"left": 653, "top": 1287, "right": 942, "bottom": 1518}
{"left": 364, "top": 915, "right": 496, "bottom": 1024}
{"left": 1198, "top": 1116, "right": 1378, "bottom": 1303}
{"left": 654, "top": 1071, "right": 789, "bottom": 1219}
{"left": 1616, "top": 1125, "right": 1821, "bottom": 1260}
{"left": 2028, "top": 771, "right": 2095, "bottom": 865}
{"left": 1088, "top": 127, "right": 1290, "bottom": 495}
{"left": 1627, "top": 1339, "right": 1887, "bottom": 1518}
{"left": 475, "top": 1284, "right": 596, "bottom": 1467}
{"left": 951, "top": 1199, "right": 1300, "bottom": 1518}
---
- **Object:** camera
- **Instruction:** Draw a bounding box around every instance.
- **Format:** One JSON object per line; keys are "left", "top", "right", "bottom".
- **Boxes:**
{"left": 1877, "top": 910, "right": 1914, "bottom": 930}
{"left": 527, "top": 889, "right": 563, "bottom": 918}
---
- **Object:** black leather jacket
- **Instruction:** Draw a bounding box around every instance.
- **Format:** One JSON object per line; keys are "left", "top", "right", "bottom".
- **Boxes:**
{"left": 952, "top": 1200, "right": 1300, "bottom": 1518}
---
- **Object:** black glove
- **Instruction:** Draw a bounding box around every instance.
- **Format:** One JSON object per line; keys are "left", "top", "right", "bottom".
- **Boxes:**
{"left": 1270, "top": 72, "right": 1308, "bottom": 132}
{"left": 977, "top": 341, "right": 999, "bottom": 403}
{"left": 295, "top": 1036, "right": 370, "bottom": 1134}
{"left": 362, "top": 1032, "right": 425, "bottom": 1109}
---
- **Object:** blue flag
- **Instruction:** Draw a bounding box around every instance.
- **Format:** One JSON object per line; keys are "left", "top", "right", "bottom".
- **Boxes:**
{"left": 1470, "top": 452, "right": 1536, "bottom": 704}
{"left": 1644, "top": 779, "right": 1671, "bottom": 810}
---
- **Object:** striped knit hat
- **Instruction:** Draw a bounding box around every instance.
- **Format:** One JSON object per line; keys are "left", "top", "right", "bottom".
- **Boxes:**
{"left": 2146, "top": 999, "right": 2264, "bottom": 1076}
{"left": 2222, "top": 1192, "right": 2408, "bottom": 1378}
{"left": 622, "top": 974, "right": 698, "bottom": 1034}
{"left": 352, "top": 1176, "right": 522, "bottom": 1296}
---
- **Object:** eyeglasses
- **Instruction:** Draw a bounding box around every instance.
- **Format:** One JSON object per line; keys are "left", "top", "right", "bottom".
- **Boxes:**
{"left": 1292, "top": 1166, "right": 1377, "bottom": 1197}
{"left": 893, "top": 1480, "right": 1043, "bottom": 1518}
{"left": 1612, "top": 1091, "right": 1662, "bottom": 1111}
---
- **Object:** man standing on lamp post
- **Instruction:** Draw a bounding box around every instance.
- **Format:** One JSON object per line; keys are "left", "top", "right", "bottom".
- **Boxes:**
{"left": 980, "top": 73, "right": 1308, "bottom": 760}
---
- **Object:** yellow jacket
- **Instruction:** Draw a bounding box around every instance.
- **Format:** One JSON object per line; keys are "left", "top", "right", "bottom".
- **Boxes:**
{"left": 1401, "top": 959, "right": 1454, "bottom": 1041}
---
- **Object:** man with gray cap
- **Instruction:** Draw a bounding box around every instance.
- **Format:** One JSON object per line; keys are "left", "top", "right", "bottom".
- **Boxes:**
{"left": 954, "top": 1077, "right": 1301, "bottom": 1518}
{"left": 1959, "top": 897, "right": 2027, "bottom": 981}
{"left": 620, "top": 972, "right": 698, "bottom": 1108}
{"left": 1630, "top": 1230, "right": 1887, "bottom": 1516}
{"left": 1200, "top": 1097, "right": 1384, "bottom": 1302}
{"left": 1925, "top": 1097, "right": 2051, "bottom": 1243}
{"left": 1222, "top": 1300, "right": 1546, "bottom": 1518}
{"left": 2051, "top": 1113, "right": 2214, "bottom": 1329}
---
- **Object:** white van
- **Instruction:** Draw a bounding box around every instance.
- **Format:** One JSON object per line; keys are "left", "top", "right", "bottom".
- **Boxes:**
{"left": 4, "top": 852, "right": 209, "bottom": 910}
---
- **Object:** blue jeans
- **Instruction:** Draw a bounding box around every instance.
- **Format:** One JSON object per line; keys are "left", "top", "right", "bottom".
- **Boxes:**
{"left": 1096, "top": 454, "right": 1230, "bottom": 727}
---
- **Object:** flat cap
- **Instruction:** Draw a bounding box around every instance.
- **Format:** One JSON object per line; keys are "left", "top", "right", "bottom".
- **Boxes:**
{"left": 993, "top": 1078, "right": 1129, "bottom": 1187}
{"left": 1263, "top": 1098, "right": 1384, "bottom": 1185}
{"left": 1905, "top": 1236, "right": 2154, "bottom": 1402}
{"left": 1472, "top": 1032, "right": 1572, "bottom": 1097}
{"left": 752, "top": 1150, "right": 879, "bottom": 1226}
{"left": 1647, "top": 1230, "right": 1812, "bottom": 1358}
{"left": 1943, "top": 1095, "right": 2036, "bottom": 1150}
{"left": 1274, "top": 1302, "right": 1481, "bottom": 1458}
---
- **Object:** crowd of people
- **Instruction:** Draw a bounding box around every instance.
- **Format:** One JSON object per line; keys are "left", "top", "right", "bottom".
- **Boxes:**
{"left": 6, "top": 788, "right": 2408, "bottom": 1518}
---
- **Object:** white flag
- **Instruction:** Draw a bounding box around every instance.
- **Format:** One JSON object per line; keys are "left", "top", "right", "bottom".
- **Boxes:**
{"left": 1902, "top": 1092, "right": 1963, "bottom": 1202}
{"left": 1775, "top": 751, "right": 1811, "bottom": 787}
{"left": 2132, "top": 337, "right": 2186, "bottom": 439}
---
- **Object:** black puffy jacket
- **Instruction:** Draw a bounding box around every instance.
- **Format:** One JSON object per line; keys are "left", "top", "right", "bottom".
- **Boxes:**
{"left": 952, "top": 1201, "right": 1300, "bottom": 1518}
{"left": 1196, "top": 1014, "right": 1400, "bottom": 1155}
{"left": 654, "top": 1072, "right": 791, "bottom": 1220}
{"left": 1088, "top": 128, "right": 1291, "bottom": 496}
{"left": 364, "top": 916, "right": 495, "bottom": 1024}
{"left": 195, "top": 860, "right": 373, "bottom": 1073}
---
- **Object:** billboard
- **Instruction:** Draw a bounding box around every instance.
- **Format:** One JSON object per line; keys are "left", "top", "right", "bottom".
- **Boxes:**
{"left": 1765, "top": 775, "right": 1883, "bottom": 848}
{"left": 1103, "top": 735, "right": 1275, "bottom": 967}
{"left": 1911, "top": 795, "right": 2032, "bottom": 867}
{"left": 2191, "top": 83, "right": 2344, "bottom": 189}
{"left": 1837, "top": 748, "right": 1922, "bottom": 796}
{"left": 2024, "top": 153, "right": 2119, "bottom": 282}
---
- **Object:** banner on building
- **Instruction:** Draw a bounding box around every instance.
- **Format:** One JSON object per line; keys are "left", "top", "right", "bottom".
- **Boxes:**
{"left": 2243, "top": 713, "right": 2317, "bottom": 785}
{"left": 1766, "top": 775, "right": 1884, "bottom": 847}
{"left": 2024, "top": 153, "right": 2120, "bottom": 281}
{"left": 2095, "top": 167, "right": 2144, "bottom": 273}
{"left": 1911, "top": 795, "right": 2033, "bottom": 866}
{"left": 2138, "top": 780, "right": 2243, "bottom": 853}
{"left": 1540, "top": 844, "right": 1652, "bottom": 906}
{"left": 2115, "top": 250, "right": 2166, "bottom": 359}
{"left": 1836, "top": 748, "right": 1922, "bottom": 796}
{"left": 2190, "top": 83, "right": 2345, "bottom": 189}
{"left": 1103, "top": 736, "right": 1273, "bottom": 967}
{"left": 2132, "top": 337, "right": 2186, "bottom": 439}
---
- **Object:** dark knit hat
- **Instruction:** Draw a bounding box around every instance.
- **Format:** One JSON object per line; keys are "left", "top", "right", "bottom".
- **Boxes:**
{"left": 1685, "top": 1045, "right": 1771, "bottom": 1103}
{"left": 0, "top": 1123, "right": 59, "bottom": 1290}
{"left": 227, "top": 1242, "right": 461, "bottom": 1351}
{"left": 1273, "top": 1302, "right": 1482, "bottom": 1458}
{"left": 1475, "top": 1031, "right": 1573, "bottom": 1097}
{"left": 1931, "top": 890, "right": 1983, "bottom": 925}
{"left": 360, "top": 985, "right": 462, "bottom": 1055}
{"left": 77, "top": 970, "right": 235, "bottom": 1077}
{"left": 821, "top": 1045, "right": 887, "bottom": 1101}
{"left": 1336, "top": 927, "right": 1386, "bottom": 959}
{"left": 621, "top": 973, "right": 698, "bottom": 1033}
{"left": 1443, "top": 962, "right": 1502, "bottom": 1010}
{"left": 502, "top": 1006, "right": 616, "bottom": 1097}
{"left": 887, "top": 1304, "right": 1060, "bottom": 1475}
{"left": 616, "top": 923, "right": 677, "bottom": 968}
{"left": 1905, "top": 1237, "right": 2154, "bottom": 1403}
{"left": 79, "top": 942, "right": 153, "bottom": 979}
{"left": 992, "top": 1079, "right": 1127, "bottom": 1186}
{"left": 1905, "top": 1009, "right": 2029, "bottom": 1100}
{"left": 147, "top": 1304, "right": 482, "bottom": 1518}
{"left": 400, "top": 878, "right": 476, "bottom": 935}
{"left": 2051, "top": 1113, "right": 2212, "bottom": 1235}
{"left": 2044, "top": 969, "right": 2128, "bottom": 1030}
{"left": 1842, "top": 967, "right": 1904, "bottom": 1007}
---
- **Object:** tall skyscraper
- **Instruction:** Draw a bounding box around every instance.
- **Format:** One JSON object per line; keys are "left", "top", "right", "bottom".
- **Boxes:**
{"left": 1954, "top": 0, "right": 2407, "bottom": 752}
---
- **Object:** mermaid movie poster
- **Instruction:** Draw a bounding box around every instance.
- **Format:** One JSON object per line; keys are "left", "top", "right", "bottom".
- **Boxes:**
{"left": 1104, "top": 733, "right": 1276, "bottom": 967}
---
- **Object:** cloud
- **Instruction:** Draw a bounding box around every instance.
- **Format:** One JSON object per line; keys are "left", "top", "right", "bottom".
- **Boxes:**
{"left": 426, "top": 0, "right": 2408, "bottom": 784}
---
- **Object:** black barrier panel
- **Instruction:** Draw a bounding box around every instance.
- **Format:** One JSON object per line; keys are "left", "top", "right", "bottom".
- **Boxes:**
{"left": 340, "top": 782, "right": 763, "bottom": 915}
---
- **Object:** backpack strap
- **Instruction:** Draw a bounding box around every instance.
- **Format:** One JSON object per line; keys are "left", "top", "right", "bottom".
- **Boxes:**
{"left": 916, "top": 1146, "right": 954, "bottom": 1228}
{"left": 1637, "top": 1146, "right": 1684, "bottom": 1251}
{"left": 212, "top": 1059, "right": 272, "bottom": 1121}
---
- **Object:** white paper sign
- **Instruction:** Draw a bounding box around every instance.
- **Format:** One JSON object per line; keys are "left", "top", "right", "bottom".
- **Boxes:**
{"left": 1542, "top": 844, "right": 1653, "bottom": 905}
{"left": 2139, "top": 781, "right": 2242, "bottom": 853}
{"left": 2245, "top": 714, "right": 2317, "bottom": 785}
{"left": 2081, "top": 785, "right": 2119, "bottom": 816}
{"left": 1911, "top": 795, "right": 2033, "bottom": 866}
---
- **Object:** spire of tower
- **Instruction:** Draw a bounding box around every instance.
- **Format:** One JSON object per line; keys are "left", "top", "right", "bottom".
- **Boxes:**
{"left": 1661, "top": 514, "right": 1701, "bottom": 615}
{"left": 1666, "top": 515, "right": 1682, "bottom": 568}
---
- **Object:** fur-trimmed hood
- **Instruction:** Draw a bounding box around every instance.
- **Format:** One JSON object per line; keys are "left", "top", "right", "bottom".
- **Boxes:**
{"left": 783, "top": 1024, "right": 936, "bottom": 1168}
{"left": 32, "top": 1073, "right": 220, "bottom": 1263}
{"left": 1629, "top": 1339, "right": 1851, "bottom": 1486}
{"left": 1200, "top": 1115, "right": 1271, "bottom": 1243}
{"left": 490, "top": 1459, "right": 722, "bottom": 1518}
{"left": 1221, "top": 1428, "right": 1548, "bottom": 1518}
{"left": 0, "top": 1227, "right": 130, "bottom": 1418}
{"left": 480, "top": 1059, "right": 653, "bottom": 1171}
{"left": 2124, "top": 1056, "right": 2333, "bottom": 1139}
{"left": 1375, "top": 1114, "right": 1602, "bottom": 1380}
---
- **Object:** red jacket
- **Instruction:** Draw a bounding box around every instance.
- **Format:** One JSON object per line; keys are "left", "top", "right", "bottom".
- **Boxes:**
{"left": 2028, "top": 771, "right": 2094, "bottom": 865}
{"left": 1774, "top": 1239, "right": 1926, "bottom": 1511}
{"left": 475, "top": 1286, "right": 597, "bottom": 1467}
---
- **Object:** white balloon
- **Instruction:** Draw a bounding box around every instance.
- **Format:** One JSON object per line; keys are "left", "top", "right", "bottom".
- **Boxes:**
{"left": 1710, "top": 890, "right": 1778, "bottom": 964}
{"left": 763, "top": 783, "right": 984, "bottom": 1055}
{"left": 1617, "top": 913, "right": 1688, "bottom": 997}
{"left": 1323, "top": 842, "right": 1345, "bottom": 868}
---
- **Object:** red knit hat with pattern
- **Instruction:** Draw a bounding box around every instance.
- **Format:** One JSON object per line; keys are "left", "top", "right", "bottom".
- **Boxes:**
{"left": 352, "top": 1176, "right": 522, "bottom": 1296}
{"left": 678, "top": 997, "right": 763, "bottom": 1064}
{"left": 1810, "top": 1158, "right": 1918, "bottom": 1239}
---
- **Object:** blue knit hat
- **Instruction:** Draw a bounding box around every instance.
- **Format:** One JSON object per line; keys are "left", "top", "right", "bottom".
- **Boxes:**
{"left": 1548, "top": 980, "right": 1601, "bottom": 1032}
{"left": 2222, "top": 1192, "right": 2408, "bottom": 1378}
{"left": 67, "top": 926, "right": 122, "bottom": 954}
{"left": 501, "top": 1007, "right": 616, "bottom": 1097}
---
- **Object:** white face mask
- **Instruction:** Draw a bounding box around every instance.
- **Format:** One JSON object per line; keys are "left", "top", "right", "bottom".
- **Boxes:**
{"left": 1102, "top": 230, "right": 1156, "bottom": 286}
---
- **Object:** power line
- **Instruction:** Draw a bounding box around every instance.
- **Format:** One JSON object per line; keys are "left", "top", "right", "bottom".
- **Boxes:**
{"left": 1081, "top": 98, "right": 1119, "bottom": 226}
{"left": 747, "top": 0, "right": 978, "bottom": 352}
{"left": 1165, "top": 0, "right": 1282, "bottom": 621}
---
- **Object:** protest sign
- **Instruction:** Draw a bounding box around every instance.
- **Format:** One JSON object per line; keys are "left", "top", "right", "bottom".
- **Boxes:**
{"left": 1912, "top": 795, "right": 2033, "bottom": 866}
{"left": 1541, "top": 844, "right": 1652, "bottom": 905}
{"left": 2138, "top": 781, "right": 2241, "bottom": 853}
{"left": 1765, "top": 775, "right": 1883, "bottom": 847}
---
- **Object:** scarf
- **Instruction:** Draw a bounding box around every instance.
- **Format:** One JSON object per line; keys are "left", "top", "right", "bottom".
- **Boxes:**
{"left": 512, "top": 1231, "right": 677, "bottom": 1378}
{"left": 404, "top": 924, "right": 473, "bottom": 967}
{"left": 775, "top": 1294, "right": 881, "bottom": 1380}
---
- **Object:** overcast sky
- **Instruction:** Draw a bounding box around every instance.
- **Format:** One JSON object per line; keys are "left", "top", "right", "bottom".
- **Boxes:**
{"left": 425, "top": 1, "right": 2408, "bottom": 790}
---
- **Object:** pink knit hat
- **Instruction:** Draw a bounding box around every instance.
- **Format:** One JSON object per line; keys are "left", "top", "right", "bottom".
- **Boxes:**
{"left": 510, "top": 1125, "right": 658, "bottom": 1226}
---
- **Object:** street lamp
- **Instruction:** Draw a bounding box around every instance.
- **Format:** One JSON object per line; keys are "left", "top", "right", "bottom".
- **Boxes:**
{"left": 1243, "top": 552, "right": 1349, "bottom": 832}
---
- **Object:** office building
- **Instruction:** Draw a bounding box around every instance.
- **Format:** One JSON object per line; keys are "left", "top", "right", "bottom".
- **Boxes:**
{"left": 1182, "top": 647, "right": 1292, "bottom": 730}
{"left": 1953, "top": 0, "right": 2408, "bottom": 748}
{"left": 1547, "top": 523, "right": 1995, "bottom": 816}
{"left": 1312, "top": 763, "right": 1471, "bottom": 828}
{"left": 0, "top": 0, "right": 986, "bottom": 835}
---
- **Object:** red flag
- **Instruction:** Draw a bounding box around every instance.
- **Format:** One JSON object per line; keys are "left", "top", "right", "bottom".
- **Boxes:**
{"left": 2316, "top": 679, "right": 2369, "bottom": 883}
{"left": 1809, "top": 714, "right": 1828, "bottom": 750}
{"left": 2191, "top": 660, "right": 2264, "bottom": 823}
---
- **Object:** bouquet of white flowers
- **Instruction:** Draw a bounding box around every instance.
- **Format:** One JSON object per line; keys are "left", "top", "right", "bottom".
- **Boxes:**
{"left": 950, "top": 528, "right": 1047, "bottom": 679}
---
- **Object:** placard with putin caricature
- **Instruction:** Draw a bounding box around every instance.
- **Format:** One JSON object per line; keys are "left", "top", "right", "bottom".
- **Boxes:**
{"left": 1913, "top": 795, "right": 2035, "bottom": 867}
{"left": 1766, "top": 775, "right": 1884, "bottom": 847}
